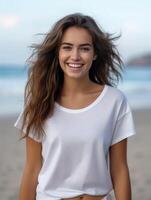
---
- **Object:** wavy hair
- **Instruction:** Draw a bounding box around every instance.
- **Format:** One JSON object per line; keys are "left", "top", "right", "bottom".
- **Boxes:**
{"left": 20, "top": 13, "right": 123, "bottom": 140}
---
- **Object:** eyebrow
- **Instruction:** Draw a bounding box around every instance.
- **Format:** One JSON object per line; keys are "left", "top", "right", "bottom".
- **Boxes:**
{"left": 61, "top": 42, "right": 92, "bottom": 47}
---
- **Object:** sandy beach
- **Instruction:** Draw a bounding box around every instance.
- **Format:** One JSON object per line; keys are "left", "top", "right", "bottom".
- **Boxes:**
{"left": 0, "top": 109, "right": 151, "bottom": 200}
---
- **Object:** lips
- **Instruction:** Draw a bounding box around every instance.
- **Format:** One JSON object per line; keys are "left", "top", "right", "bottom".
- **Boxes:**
{"left": 67, "top": 63, "right": 83, "bottom": 68}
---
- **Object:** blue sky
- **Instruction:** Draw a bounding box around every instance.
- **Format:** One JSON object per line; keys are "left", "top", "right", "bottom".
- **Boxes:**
{"left": 0, "top": 0, "right": 151, "bottom": 65}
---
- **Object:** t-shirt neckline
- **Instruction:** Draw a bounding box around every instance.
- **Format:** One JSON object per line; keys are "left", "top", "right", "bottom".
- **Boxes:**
{"left": 55, "top": 84, "right": 108, "bottom": 113}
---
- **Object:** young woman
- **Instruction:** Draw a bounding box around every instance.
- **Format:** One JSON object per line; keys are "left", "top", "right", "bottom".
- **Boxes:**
{"left": 14, "top": 13, "right": 136, "bottom": 200}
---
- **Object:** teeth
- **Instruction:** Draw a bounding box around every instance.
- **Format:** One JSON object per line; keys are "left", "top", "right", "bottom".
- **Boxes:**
{"left": 68, "top": 63, "right": 82, "bottom": 68}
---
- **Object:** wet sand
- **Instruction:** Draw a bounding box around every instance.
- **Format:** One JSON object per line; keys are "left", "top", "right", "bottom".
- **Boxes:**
{"left": 0, "top": 109, "right": 151, "bottom": 200}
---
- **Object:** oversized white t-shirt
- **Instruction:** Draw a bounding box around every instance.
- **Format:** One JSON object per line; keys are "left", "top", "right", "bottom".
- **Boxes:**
{"left": 14, "top": 85, "right": 136, "bottom": 200}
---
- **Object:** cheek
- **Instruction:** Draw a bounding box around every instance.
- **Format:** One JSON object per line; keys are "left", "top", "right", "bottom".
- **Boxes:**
{"left": 84, "top": 54, "right": 94, "bottom": 64}
{"left": 58, "top": 53, "right": 64, "bottom": 66}
{"left": 59, "top": 51, "right": 67, "bottom": 64}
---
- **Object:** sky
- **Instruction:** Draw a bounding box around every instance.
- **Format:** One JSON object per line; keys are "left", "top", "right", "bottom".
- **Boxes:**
{"left": 0, "top": 0, "right": 151, "bottom": 65}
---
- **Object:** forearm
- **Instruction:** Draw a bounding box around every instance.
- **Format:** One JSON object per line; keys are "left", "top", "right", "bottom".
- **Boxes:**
{"left": 111, "top": 165, "right": 132, "bottom": 200}
{"left": 19, "top": 167, "right": 39, "bottom": 200}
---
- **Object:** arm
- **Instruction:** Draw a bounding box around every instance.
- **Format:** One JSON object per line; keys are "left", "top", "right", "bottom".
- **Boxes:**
{"left": 109, "top": 139, "right": 132, "bottom": 200}
{"left": 19, "top": 136, "right": 42, "bottom": 200}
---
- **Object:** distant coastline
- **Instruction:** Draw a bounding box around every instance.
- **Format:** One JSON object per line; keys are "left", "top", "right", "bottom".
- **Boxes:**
{"left": 126, "top": 53, "right": 151, "bottom": 67}
{"left": 1, "top": 53, "right": 151, "bottom": 69}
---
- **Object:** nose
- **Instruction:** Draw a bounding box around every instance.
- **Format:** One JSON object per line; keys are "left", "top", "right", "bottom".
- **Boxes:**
{"left": 70, "top": 48, "right": 81, "bottom": 60}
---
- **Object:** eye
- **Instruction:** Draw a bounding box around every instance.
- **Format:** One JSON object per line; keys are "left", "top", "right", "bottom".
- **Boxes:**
{"left": 62, "top": 46, "right": 72, "bottom": 50}
{"left": 80, "top": 47, "right": 91, "bottom": 51}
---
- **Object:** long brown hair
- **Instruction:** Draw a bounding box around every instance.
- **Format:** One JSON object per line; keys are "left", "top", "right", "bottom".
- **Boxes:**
{"left": 21, "top": 13, "right": 123, "bottom": 140}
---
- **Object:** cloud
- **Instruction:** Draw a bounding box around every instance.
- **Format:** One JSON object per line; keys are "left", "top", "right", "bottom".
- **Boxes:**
{"left": 122, "top": 21, "right": 140, "bottom": 35}
{"left": 0, "top": 15, "right": 19, "bottom": 29}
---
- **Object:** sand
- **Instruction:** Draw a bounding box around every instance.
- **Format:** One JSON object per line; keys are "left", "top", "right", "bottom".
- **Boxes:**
{"left": 0, "top": 109, "right": 151, "bottom": 200}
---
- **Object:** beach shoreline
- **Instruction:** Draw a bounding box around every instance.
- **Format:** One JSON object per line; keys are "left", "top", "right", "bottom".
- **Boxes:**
{"left": 0, "top": 108, "right": 151, "bottom": 200}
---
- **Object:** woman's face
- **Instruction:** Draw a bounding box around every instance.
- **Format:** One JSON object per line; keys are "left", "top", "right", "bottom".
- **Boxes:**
{"left": 58, "top": 26, "right": 96, "bottom": 80}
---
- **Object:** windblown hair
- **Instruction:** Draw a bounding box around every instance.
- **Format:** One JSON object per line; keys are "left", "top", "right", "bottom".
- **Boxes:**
{"left": 20, "top": 13, "right": 123, "bottom": 140}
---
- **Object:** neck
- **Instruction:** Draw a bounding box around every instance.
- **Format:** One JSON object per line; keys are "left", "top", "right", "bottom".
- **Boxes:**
{"left": 61, "top": 76, "right": 94, "bottom": 96}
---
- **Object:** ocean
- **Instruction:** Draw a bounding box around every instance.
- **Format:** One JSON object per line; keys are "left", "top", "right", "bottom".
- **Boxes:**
{"left": 0, "top": 65, "right": 151, "bottom": 116}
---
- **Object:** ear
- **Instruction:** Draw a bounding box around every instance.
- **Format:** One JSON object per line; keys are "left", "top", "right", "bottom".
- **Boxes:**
{"left": 93, "top": 55, "right": 97, "bottom": 60}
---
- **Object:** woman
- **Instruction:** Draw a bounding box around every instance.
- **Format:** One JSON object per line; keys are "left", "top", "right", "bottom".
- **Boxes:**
{"left": 14, "top": 13, "right": 136, "bottom": 200}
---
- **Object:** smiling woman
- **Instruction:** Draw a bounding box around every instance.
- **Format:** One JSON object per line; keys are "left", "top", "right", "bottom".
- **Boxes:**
{"left": 14, "top": 13, "right": 136, "bottom": 200}
{"left": 58, "top": 27, "right": 96, "bottom": 79}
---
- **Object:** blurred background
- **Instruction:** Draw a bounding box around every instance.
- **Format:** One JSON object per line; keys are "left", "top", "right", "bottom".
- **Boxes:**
{"left": 0, "top": 0, "right": 151, "bottom": 199}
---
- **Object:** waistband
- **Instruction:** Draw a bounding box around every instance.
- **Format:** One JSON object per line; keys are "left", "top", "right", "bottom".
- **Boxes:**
{"left": 102, "top": 194, "right": 112, "bottom": 200}
{"left": 61, "top": 194, "right": 112, "bottom": 200}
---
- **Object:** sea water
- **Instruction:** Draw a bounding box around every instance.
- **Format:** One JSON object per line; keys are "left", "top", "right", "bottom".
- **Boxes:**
{"left": 0, "top": 65, "right": 151, "bottom": 116}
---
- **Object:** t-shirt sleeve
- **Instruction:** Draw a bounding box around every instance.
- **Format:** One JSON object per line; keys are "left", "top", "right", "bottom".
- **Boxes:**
{"left": 14, "top": 109, "right": 43, "bottom": 143}
{"left": 111, "top": 96, "right": 136, "bottom": 146}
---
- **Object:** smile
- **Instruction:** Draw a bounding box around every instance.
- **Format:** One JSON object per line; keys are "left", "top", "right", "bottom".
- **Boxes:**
{"left": 67, "top": 63, "right": 83, "bottom": 68}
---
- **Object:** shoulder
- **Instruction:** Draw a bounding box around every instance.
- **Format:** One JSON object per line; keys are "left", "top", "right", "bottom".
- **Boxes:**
{"left": 107, "top": 86, "right": 127, "bottom": 101}
{"left": 106, "top": 85, "right": 129, "bottom": 110}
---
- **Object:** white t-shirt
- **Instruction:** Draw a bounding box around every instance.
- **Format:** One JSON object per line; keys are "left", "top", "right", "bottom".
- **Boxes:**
{"left": 14, "top": 85, "right": 136, "bottom": 200}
